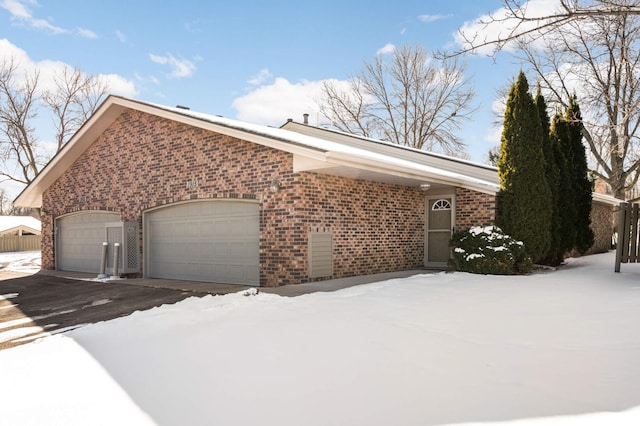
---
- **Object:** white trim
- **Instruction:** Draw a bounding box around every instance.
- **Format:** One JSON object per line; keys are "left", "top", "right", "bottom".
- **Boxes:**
{"left": 432, "top": 199, "right": 452, "bottom": 211}
{"left": 592, "top": 192, "right": 623, "bottom": 206}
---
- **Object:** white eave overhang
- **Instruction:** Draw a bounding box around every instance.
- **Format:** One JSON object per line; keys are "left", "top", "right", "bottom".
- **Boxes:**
{"left": 592, "top": 192, "right": 623, "bottom": 206}
{"left": 293, "top": 150, "right": 499, "bottom": 195}
{"left": 14, "top": 96, "right": 500, "bottom": 208}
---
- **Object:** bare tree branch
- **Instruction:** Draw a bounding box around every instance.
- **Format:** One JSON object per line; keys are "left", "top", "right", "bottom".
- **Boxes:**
{"left": 439, "top": 0, "right": 640, "bottom": 59}
{"left": 505, "top": 4, "right": 640, "bottom": 198}
{"left": 0, "top": 58, "right": 109, "bottom": 187}
{"left": 318, "top": 45, "right": 476, "bottom": 157}
{"left": 42, "top": 66, "right": 109, "bottom": 151}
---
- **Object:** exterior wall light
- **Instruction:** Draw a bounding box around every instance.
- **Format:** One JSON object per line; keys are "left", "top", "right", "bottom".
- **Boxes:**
{"left": 270, "top": 179, "right": 282, "bottom": 193}
{"left": 420, "top": 183, "right": 431, "bottom": 192}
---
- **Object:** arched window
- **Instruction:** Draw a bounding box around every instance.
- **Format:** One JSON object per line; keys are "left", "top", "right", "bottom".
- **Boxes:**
{"left": 432, "top": 199, "right": 451, "bottom": 211}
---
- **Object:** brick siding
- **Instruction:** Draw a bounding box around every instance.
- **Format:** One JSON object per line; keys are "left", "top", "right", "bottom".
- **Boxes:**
{"left": 42, "top": 110, "right": 426, "bottom": 286}
{"left": 454, "top": 187, "right": 496, "bottom": 231}
{"left": 585, "top": 203, "right": 614, "bottom": 255}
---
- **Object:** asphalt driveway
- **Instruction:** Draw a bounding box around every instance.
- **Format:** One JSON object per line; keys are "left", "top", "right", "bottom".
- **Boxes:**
{"left": 0, "top": 272, "right": 206, "bottom": 351}
{"left": 0, "top": 268, "right": 428, "bottom": 351}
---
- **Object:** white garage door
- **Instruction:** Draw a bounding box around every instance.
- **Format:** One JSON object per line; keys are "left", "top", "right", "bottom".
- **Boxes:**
{"left": 145, "top": 201, "right": 260, "bottom": 285}
{"left": 56, "top": 211, "right": 121, "bottom": 273}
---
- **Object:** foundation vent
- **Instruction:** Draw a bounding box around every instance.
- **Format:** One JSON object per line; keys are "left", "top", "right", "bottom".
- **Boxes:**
{"left": 308, "top": 232, "right": 333, "bottom": 278}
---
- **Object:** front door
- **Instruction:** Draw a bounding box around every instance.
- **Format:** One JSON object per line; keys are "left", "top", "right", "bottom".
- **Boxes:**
{"left": 426, "top": 197, "right": 453, "bottom": 266}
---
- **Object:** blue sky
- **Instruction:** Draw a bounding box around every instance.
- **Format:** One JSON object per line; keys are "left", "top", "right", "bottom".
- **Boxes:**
{"left": 0, "top": 0, "right": 528, "bottom": 195}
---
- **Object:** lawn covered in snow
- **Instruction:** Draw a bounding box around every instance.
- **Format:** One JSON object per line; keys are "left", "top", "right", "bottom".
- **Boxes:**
{"left": 1, "top": 251, "right": 639, "bottom": 425}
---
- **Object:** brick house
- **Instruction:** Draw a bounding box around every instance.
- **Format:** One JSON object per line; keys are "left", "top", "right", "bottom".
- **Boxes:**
{"left": 14, "top": 96, "right": 618, "bottom": 286}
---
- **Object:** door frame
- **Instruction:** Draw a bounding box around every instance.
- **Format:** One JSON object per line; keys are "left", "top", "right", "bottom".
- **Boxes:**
{"left": 424, "top": 194, "right": 455, "bottom": 268}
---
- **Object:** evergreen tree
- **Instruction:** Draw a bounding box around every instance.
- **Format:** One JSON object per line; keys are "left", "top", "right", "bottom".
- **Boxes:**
{"left": 566, "top": 96, "right": 594, "bottom": 254}
{"left": 496, "top": 72, "right": 552, "bottom": 263}
{"left": 535, "top": 89, "right": 562, "bottom": 266}
{"left": 551, "top": 113, "right": 577, "bottom": 256}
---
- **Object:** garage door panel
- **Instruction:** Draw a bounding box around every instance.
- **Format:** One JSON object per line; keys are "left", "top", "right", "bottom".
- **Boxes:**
{"left": 213, "top": 242, "right": 228, "bottom": 258}
{"left": 200, "top": 221, "right": 214, "bottom": 235}
{"left": 229, "top": 242, "right": 249, "bottom": 258}
{"left": 246, "top": 219, "right": 260, "bottom": 235}
{"left": 146, "top": 201, "right": 260, "bottom": 285}
{"left": 57, "top": 212, "right": 121, "bottom": 273}
{"left": 228, "top": 219, "right": 248, "bottom": 235}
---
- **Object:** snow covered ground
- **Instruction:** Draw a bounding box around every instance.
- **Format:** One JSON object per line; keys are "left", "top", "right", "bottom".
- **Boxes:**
{"left": 0, "top": 250, "right": 41, "bottom": 274}
{"left": 0, "top": 251, "right": 639, "bottom": 425}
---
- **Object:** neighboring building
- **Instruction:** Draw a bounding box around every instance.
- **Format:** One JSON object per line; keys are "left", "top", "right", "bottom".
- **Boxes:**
{"left": 13, "top": 96, "right": 619, "bottom": 286}
{"left": 0, "top": 216, "right": 41, "bottom": 236}
{"left": 0, "top": 216, "right": 41, "bottom": 253}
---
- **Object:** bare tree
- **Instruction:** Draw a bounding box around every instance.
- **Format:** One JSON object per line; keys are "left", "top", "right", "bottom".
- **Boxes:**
{"left": 0, "top": 57, "right": 109, "bottom": 186}
{"left": 448, "top": 0, "right": 640, "bottom": 198}
{"left": 0, "top": 187, "right": 11, "bottom": 215}
{"left": 0, "top": 59, "right": 41, "bottom": 185}
{"left": 319, "top": 45, "right": 476, "bottom": 156}
{"left": 43, "top": 65, "right": 109, "bottom": 152}
{"left": 451, "top": 0, "right": 640, "bottom": 58}
{"left": 512, "top": 7, "right": 640, "bottom": 199}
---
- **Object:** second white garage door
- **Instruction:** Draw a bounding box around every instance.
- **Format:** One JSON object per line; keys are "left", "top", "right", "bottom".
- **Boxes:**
{"left": 145, "top": 200, "right": 260, "bottom": 285}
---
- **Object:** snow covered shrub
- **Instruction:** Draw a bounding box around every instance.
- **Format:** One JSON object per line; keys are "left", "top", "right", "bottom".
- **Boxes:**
{"left": 449, "top": 226, "right": 533, "bottom": 275}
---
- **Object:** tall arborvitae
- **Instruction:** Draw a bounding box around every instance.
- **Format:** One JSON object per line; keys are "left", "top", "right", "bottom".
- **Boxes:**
{"left": 535, "top": 89, "right": 562, "bottom": 266}
{"left": 566, "top": 96, "right": 594, "bottom": 254}
{"left": 551, "top": 113, "right": 577, "bottom": 256}
{"left": 496, "top": 72, "right": 552, "bottom": 263}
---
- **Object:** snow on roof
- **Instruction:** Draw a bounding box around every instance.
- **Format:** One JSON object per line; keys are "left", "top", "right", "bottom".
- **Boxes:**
{"left": 0, "top": 216, "right": 41, "bottom": 233}
{"left": 13, "top": 95, "right": 501, "bottom": 207}
{"left": 281, "top": 119, "right": 497, "bottom": 172}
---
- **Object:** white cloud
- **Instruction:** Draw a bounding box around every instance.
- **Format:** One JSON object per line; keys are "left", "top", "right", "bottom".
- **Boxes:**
{"left": 149, "top": 53, "right": 196, "bottom": 78}
{"left": 77, "top": 27, "right": 97, "bottom": 39}
{"left": 133, "top": 73, "right": 160, "bottom": 85}
{"left": 27, "top": 16, "right": 64, "bottom": 33}
{"left": 1, "top": 0, "right": 29, "bottom": 18}
{"left": 484, "top": 124, "right": 502, "bottom": 145}
{"left": 0, "top": 38, "right": 30, "bottom": 69}
{"left": 0, "top": 38, "right": 136, "bottom": 96}
{"left": 115, "top": 30, "right": 126, "bottom": 43}
{"left": 232, "top": 77, "right": 344, "bottom": 126}
{"left": 418, "top": 14, "right": 450, "bottom": 23}
{"left": 248, "top": 68, "right": 272, "bottom": 86}
{"left": 98, "top": 73, "right": 137, "bottom": 97}
{"left": 455, "top": 0, "right": 561, "bottom": 55}
{"left": 376, "top": 43, "right": 396, "bottom": 56}
{"left": 149, "top": 54, "right": 167, "bottom": 65}
{"left": 1, "top": 0, "right": 67, "bottom": 34}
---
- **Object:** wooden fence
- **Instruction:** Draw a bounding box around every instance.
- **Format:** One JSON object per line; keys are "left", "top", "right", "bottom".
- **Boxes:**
{"left": 615, "top": 202, "right": 640, "bottom": 272}
{"left": 0, "top": 234, "right": 41, "bottom": 253}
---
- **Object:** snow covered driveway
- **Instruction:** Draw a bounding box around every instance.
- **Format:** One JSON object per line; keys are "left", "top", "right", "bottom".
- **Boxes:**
{"left": 1, "top": 251, "right": 639, "bottom": 425}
